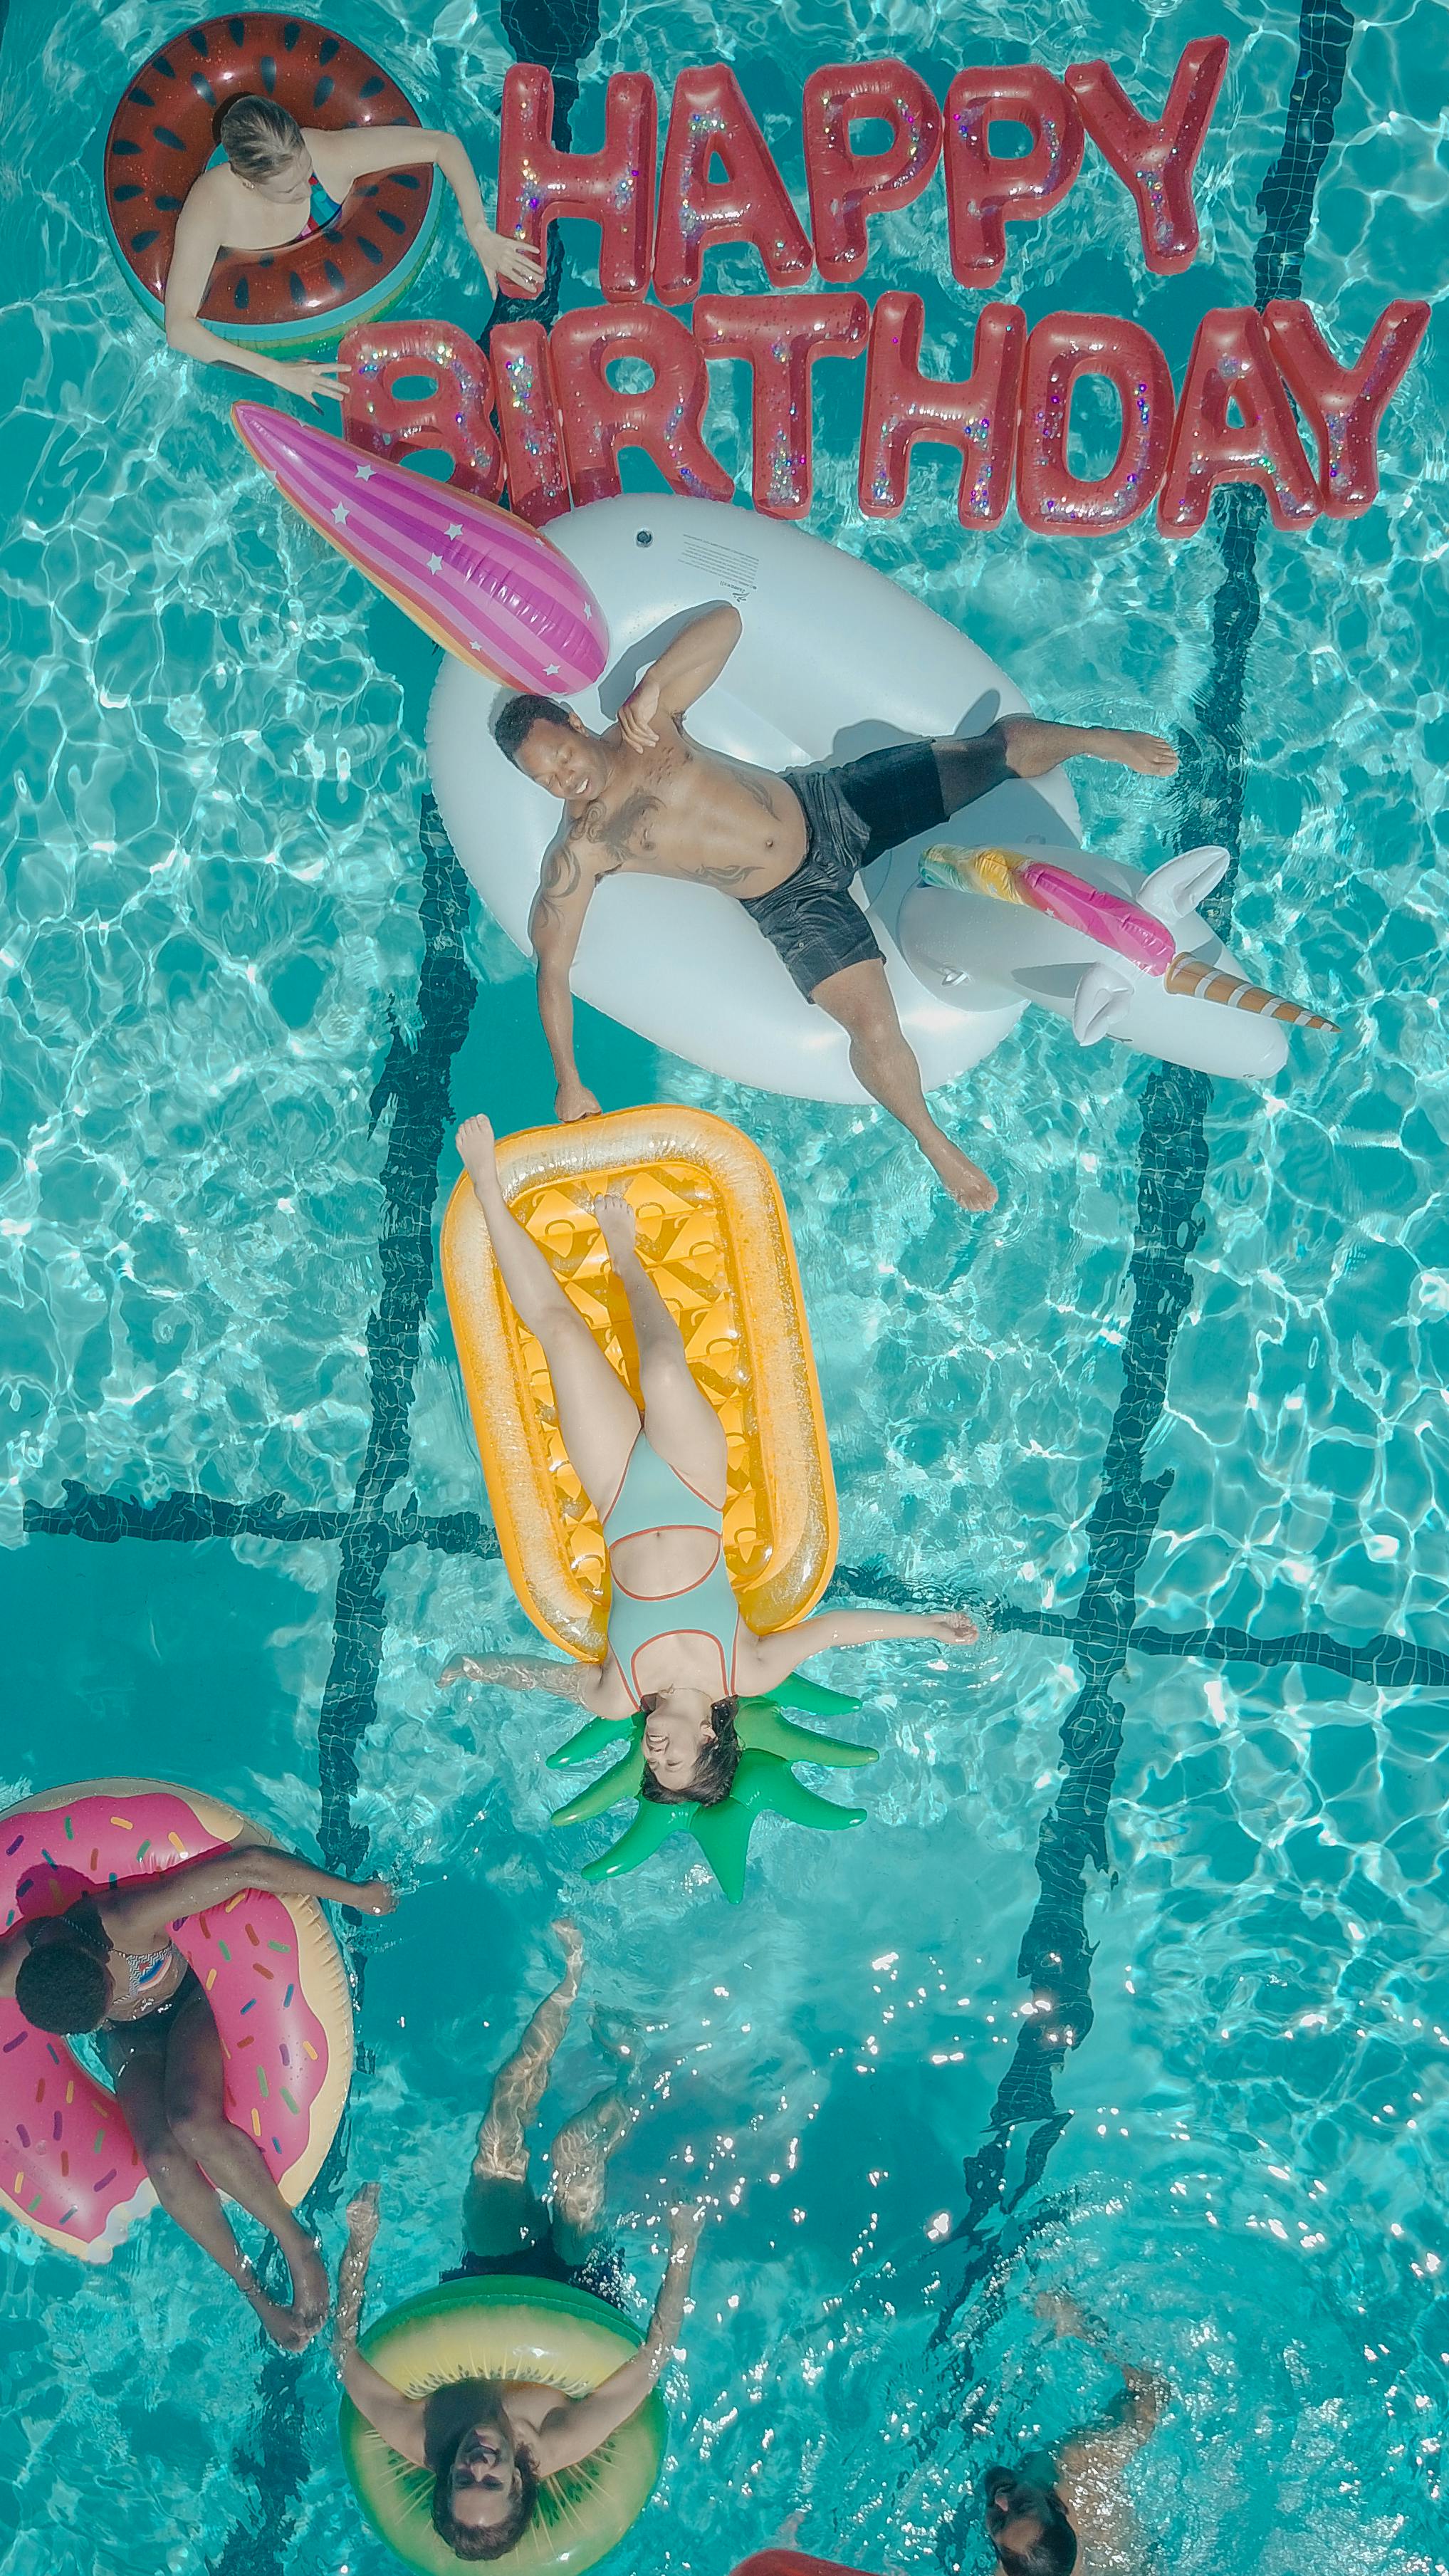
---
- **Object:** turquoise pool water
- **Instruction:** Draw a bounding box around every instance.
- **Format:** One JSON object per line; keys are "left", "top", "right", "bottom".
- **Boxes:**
{"left": 2, "top": 0, "right": 1447, "bottom": 2569}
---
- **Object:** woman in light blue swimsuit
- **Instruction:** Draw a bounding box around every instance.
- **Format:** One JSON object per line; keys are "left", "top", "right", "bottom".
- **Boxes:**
{"left": 445, "top": 1117, "right": 978, "bottom": 1806}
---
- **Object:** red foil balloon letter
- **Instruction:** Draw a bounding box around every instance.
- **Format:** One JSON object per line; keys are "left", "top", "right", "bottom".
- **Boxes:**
{"left": 550, "top": 303, "right": 733, "bottom": 509}
{"left": 496, "top": 65, "right": 657, "bottom": 299}
{"left": 1265, "top": 297, "right": 1430, "bottom": 516}
{"left": 1067, "top": 40, "right": 1229, "bottom": 276}
{"left": 802, "top": 60, "right": 943, "bottom": 283}
{"left": 943, "top": 66, "right": 1084, "bottom": 287}
{"left": 1158, "top": 306, "right": 1320, "bottom": 533}
{"left": 489, "top": 320, "right": 572, "bottom": 526}
{"left": 654, "top": 63, "right": 814, "bottom": 304}
{"left": 694, "top": 292, "right": 867, "bottom": 518}
{"left": 859, "top": 291, "right": 1025, "bottom": 526}
{"left": 340, "top": 321, "right": 503, "bottom": 499}
{"left": 1016, "top": 313, "right": 1175, "bottom": 532}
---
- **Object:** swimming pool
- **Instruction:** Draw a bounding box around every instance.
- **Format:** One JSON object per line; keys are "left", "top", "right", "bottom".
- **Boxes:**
{"left": 1, "top": 0, "right": 1446, "bottom": 2564}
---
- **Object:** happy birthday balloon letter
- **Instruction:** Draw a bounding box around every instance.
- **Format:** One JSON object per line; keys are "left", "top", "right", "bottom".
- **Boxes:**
{"left": 231, "top": 402, "right": 608, "bottom": 689}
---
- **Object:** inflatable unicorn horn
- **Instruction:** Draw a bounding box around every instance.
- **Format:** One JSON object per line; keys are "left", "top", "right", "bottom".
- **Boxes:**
{"left": 1163, "top": 955, "right": 1339, "bottom": 1028}
{"left": 921, "top": 845, "right": 1339, "bottom": 1044}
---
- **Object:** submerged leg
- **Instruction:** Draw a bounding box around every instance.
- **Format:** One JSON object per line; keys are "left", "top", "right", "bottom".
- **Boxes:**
{"left": 548, "top": 2016, "right": 638, "bottom": 2265}
{"left": 462, "top": 1923, "right": 585, "bottom": 2258}
{"left": 457, "top": 1115, "right": 642, "bottom": 1516}
{"left": 810, "top": 959, "right": 998, "bottom": 1214}
{"left": 469, "top": 1921, "right": 584, "bottom": 2184}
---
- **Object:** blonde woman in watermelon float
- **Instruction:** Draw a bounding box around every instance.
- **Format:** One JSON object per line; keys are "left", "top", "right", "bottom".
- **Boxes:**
{"left": 0, "top": 1833, "right": 394, "bottom": 2347}
{"left": 164, "top": 96, "right": 542, "bottom": 404}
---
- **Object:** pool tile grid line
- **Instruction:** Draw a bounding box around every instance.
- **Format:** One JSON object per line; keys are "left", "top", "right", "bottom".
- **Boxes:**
{"left": 920, "top": 0, "right": 1361, "bottom": 2374}
{"left": 24, "top": 1480, "right": 1449, "bottom": 1705}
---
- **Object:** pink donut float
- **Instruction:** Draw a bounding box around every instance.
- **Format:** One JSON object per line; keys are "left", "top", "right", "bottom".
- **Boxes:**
{"left": 0, "top": 1779, "right": 352, "bottom": 2264}
{"left": 231, "top": 401, "right": 610, "bottom": 692}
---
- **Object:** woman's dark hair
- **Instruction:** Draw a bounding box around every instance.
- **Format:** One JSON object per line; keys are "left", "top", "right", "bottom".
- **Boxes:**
{"left": 15, "top": 1936, "right": 109, "bottom": 2035}
{"left": 493, "top": 692, "right": 575, "bottom": 766}
{"left": 430, "top": 2444, "right": 539, "bottom": 2560}
{"left": 217, "top": 96, "right": 306, "bottom": 182}
{"left": 985, "top": 2471, "right": 1079, "bottom": 2576}
{"left": 639, "top": 1696, "right": 741, "bottom": 1808}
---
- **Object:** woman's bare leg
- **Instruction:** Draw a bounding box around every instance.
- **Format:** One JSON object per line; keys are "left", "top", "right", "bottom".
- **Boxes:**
{"left": 456, "top": 1116, "right": 642, "bottom": 1516}
{"left": 113, "top": 2047, "right": 289, "bottom": 2328}
{"left": 161, "top": 1995, "right": 328, "bottom": 2347}
{"left": 592, "top": 1193, "right": 727, "bottom": 1506}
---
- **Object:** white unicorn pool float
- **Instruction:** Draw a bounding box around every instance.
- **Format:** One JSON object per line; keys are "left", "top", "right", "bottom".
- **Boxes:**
{"left": 422, "top": 494, "right": 1334, "bottom": 1103}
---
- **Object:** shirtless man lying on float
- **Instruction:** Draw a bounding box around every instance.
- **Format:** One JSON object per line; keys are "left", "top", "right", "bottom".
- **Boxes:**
{"left": 493, "top": 605, "right": 1177, "bottom": 1211}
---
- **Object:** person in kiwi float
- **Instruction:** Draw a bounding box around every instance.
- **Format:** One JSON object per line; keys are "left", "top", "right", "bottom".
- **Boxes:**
{"left": 163, "top": 95, "right": 542, "bottom": 406}
{"left": 335, "top": 1919, "right": 705, "bottom": 2564}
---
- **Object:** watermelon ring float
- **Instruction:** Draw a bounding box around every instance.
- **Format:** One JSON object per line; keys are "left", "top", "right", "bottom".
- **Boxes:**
{"left": 101, "top": 13, "right": 441, "bottom": 353}
{"left": 0, "top": 1778, "right": 354, "bottom": 2263}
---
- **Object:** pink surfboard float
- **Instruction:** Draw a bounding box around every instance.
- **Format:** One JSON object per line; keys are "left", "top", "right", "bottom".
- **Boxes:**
{"left": 232, "top": 402, "right": 608, "bottom": 692}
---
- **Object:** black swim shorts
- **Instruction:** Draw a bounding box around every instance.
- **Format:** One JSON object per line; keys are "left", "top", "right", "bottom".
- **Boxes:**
{"left": 440, "top": 2239, "right": 627, "bottom": 2312}
{"left": 740, "top": 730, "right": 1010, "bottom": 1001}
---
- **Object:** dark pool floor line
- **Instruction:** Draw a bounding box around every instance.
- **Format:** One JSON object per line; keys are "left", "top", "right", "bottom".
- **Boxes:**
{"left": 26, "top": 1483, "right": 1445, "bottom": 1701}
{"left": 919, "top": 0, "right": 1364, "bottom": 2463}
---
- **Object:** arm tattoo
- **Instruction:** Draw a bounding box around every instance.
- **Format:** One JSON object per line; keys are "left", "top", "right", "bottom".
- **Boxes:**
{"left": 532, "top": 834, "right": 587, "bottom": 934}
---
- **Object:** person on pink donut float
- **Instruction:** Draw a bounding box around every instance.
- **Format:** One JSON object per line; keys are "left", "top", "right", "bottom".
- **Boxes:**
{"left": 0, "top": 1837, "right": 394, "bottom": 2347}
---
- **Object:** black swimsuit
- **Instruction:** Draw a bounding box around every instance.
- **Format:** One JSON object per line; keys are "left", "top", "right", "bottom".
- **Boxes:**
{"left": 740, "top": 729, "right": 1012, "bottom": 999}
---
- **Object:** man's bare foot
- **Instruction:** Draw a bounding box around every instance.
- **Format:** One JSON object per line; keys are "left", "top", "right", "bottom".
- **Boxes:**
{"left": 1094, "top": 728, "right": 1178, "bottom": 777}
{"left": 924, "top": 1135, "right": 998, "bottom": 1214}
{"left": 456, "top": 1113, "right": 500, "bottom": 1206}
{"left": 593, "top": 1189, "right": 639, "bottom": 1266}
